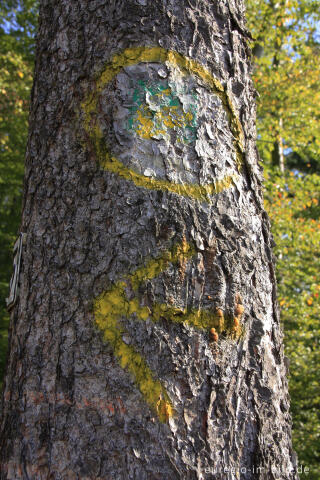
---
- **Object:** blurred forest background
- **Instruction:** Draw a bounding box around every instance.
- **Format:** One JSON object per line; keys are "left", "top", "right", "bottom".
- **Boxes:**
{"left": 0, "top": 1, "right": 319, "bottom": 477}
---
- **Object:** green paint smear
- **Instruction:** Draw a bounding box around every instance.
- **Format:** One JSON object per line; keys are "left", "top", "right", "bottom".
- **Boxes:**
{"left": 128, "top": 80, "right": 198, "bottom": 145}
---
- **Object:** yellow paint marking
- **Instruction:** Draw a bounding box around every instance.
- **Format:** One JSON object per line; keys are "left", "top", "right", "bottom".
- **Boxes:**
{"left": 131, "top": 85, "right": 196, "bottom": 140}
{"left": 98, "top": 151, "right": 236, "bottom": 201}
{"left": 82, "top": 47, "right": 245, "bottom": 201}
{"left": 94, "top": 240, "right": 227, "bottom": 421}
{"left": 134, "top": 105, "right": 154, "bottom": 138}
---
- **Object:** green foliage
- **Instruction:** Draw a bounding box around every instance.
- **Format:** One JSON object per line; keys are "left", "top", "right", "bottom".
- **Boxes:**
{"left": 246, "top": 2, "right": 320, "bottom": 474}
{"left": 0, "top": 0, "right": 37, "bottom": 386}
{"left": 264, "top": 169, "right": 320, "bottom": 478}
{"left": 246, "top": 0, "right": 320, "bottom": 171}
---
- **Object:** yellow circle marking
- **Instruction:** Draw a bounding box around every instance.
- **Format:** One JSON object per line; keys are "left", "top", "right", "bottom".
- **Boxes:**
{"left": 82, "top": 47, "right": 245, "bottom": 202}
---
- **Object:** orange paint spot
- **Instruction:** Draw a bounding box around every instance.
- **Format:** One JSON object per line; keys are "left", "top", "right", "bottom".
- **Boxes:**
{"left": 117, "top": 397, "right": 126, "bottom": 415}
{"left": 106, "top": 403, "right": 115, "bottom": 414}
{"left": 83, "top": 398, "right": 92, "bottom": 407}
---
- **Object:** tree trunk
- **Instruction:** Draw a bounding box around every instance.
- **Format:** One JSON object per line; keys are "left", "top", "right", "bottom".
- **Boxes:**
{"left": 278, "top": 117, "right": 285, "bottom": 173}
{"left": 0, "top": 1, "right": 297, "bottom": 479}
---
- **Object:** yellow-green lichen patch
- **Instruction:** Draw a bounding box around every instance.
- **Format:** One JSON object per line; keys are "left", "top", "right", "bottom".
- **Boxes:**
{"left": 81, "top": 46, "right": 245, "bottom": 201}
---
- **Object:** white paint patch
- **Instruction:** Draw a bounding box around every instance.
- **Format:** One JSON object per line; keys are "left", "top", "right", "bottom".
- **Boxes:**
{"left": 99, "top": 62, "right": 239, "bottom": 188}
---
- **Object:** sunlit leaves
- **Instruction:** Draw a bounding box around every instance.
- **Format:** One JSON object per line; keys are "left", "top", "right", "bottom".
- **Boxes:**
{"left": 246, "top": 4, "right": 320, "bottom": 470}
{"left": 264, "top": 168, "right": 320, "bottom": 479}
{"left": 0, "top": 0, "right": 38, "bottom": 385}
{"left": 246, "top": 0, "right": 320, "bottom": 170}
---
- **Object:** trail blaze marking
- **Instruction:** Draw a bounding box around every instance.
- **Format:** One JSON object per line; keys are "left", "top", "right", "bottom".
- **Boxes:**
{"left": 93, "top": 240, "right": 226, "bottom": 421}
{"left": 85, "top": 47, "right": 246, "bottom": 421}
{"left": 82, "top": 46, "right": 245, "bottom": 202}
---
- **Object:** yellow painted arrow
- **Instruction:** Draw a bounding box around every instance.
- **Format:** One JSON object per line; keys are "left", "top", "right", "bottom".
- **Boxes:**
{"left": 93, "top": 240, "right": 225, "bottom": 422}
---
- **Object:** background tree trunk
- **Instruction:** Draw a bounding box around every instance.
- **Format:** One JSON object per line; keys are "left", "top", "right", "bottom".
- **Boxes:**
{"left": 0, "top": 1, "right": 297, "bottom": 479}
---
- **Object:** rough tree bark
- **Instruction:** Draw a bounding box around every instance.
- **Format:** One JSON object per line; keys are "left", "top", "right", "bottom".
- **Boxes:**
{"left": 0, "top": 1, "right": 297, "bottom": 479}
